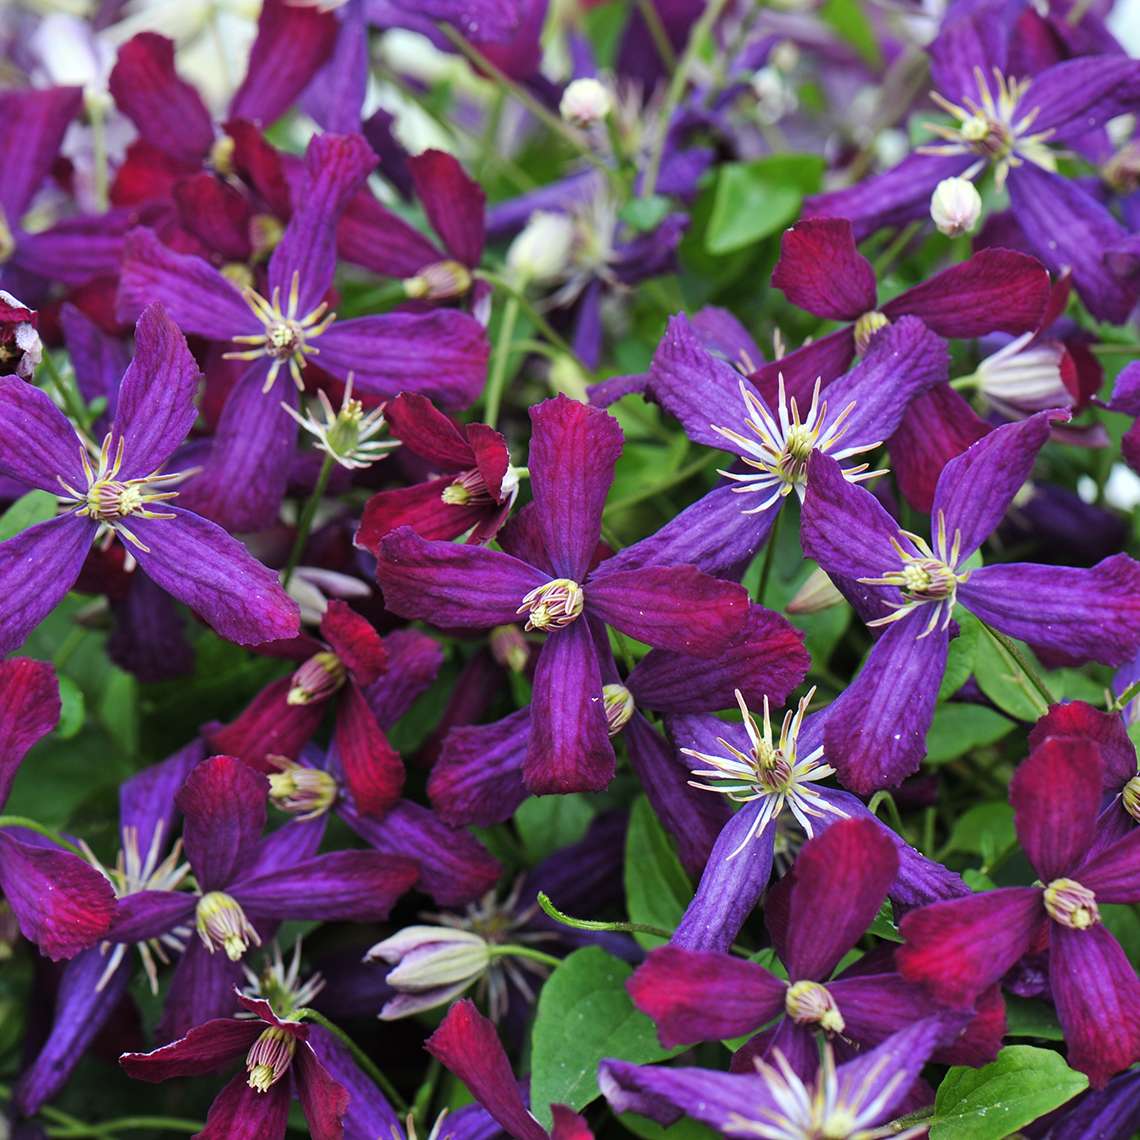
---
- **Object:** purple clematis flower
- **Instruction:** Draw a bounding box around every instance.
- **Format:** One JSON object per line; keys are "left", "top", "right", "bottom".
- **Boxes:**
{"left": 1029, "top": 1067, "right": 1140, "bottom": 1140}
{"left": 800, "top": 411, "right": 1140, "bottom": 793}
{"left": 600, "top": 314, "right": 949, "bottom": 578}
{"left": 600, "top": 1017, "right": 949, "bottom": 1139}
{"left": 121, "top": 991, "right": 349, "bottom": 1140}
{"left": 629, "top": 820, "right": 1002, "bottom": 1081}
{"left": 117, "top": 132, "right": 489, "bottom": 532}
{"left": 0, "top": 658, "right": 115, "bottom": 962}
{"left": 0, "top": 304, "right": 300, "bottom": 653}
{"left": 375, "top": 394, "right": 750, "bottom": 794}
{"left": 803, "top": 20, "right": 1140, "bottom": 321}
{"left": 897, "top": 735, "right": 1140, "bottom": 1087}
{"left": 1105, "top": 360, "right": 1140, "bottom": 476}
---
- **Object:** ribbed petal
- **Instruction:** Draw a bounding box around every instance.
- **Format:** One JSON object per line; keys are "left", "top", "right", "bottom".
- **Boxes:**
{"left": 1011, "top": 736, "right": 1100, "bottom": 882}
{"left": 1075, "top": 830, "right": 1140, "bottom": 905}
{"left": 823, "top": 610, "right": 947, "bottom": 793}
{"left": 826, "top": 972, "right": 938, "bottom": 1048}
{"left": 771, "top": 218, "right": 878, "bottom": 320}
{"left": 361, "top": 628, "right": 444, "bottom": 729}
{"left": 120, "top": 738, "right": 205, "bottom": 853}
{"left": 932, "top": 411, "right": 1056, "bottom": 561}
{"left": 376, "top": 526, "right": 547, "bottom": 627}
{"left": 384, "top": 392, "right": 475, "bottom": 468}
{"left": 357, "top": 478, "right": 488, "bottom": 548}
{"left": 128, "top": 507, "right": 301, "bottom": 647}
{"left": 121, "top": 1016, "right": 261, "bottom": 1080}
{"left": 781, "top": 819, "right": 898, "bottom": 981}
{"left": 0, "top": 85, "right": 82, "bottom": 220}
{"left": 585, "top": 566, "right": 748, "bottom": 656}
{"left": 1024, "top": 57, "right": 1140, "bottom": 142}
{"left": 307, "top": 1025, "right": 402, "bottom": 1140}
{"left": 156, "top": 938, "right": 245, "bottom": 1041}
{"left": 1041, "top": 1069, "right": 1140, "bottom": 1139}
{"left": 750, "top": 328, "right": 856, "bottom": 410}
{"left": 425, "top": 1000, "right": 549, "bottom": 1140}
{"left": 316, "top": 311, "right": 489, "bottom": 408}
{"left": 0, "top": 832, "right": 115, "bottom": 959}
{"left": 929, "top": 12, "right": 1010, "bottom": 103}
{"left": 332, "top": 682, "right": 405, "bottom": 816}
{"left": 885, "top": 248, "right": 1051, "bottom": 337}
{"left": 409, "top": 148, "right": 486, "bottom": 266}
{"left": 960, "top": 555, "right": 1140, "bottom": 666}
{"left": 337, "top": 190, "right": 443, "bottom": 278}
{"left": 108, "top": 573, "right": 194, "bottom": 682}
{"left": 524, "top": 623, "right": 614, "bottom": 793}
{"left": 321, "top": 601, "right": 386, "bottom": 686}
{"left": 428, "top": 708, "right": 530, "bottom": 826}
{"left": 342, "top": 798, "right": 500, "bottom": 907}
{"left": 106, "top": 889, "right": 195, "bottom": 943}
{"left": 0, "top": 514, "right": 94, "bottom": 656}
{"left": 111, "top": 303, "right": 200, "bottom": 479}
{"left": 897, "top": 886, "right": 1044, "bottom": 1005}
{"left": 60, "top": 303, "right": 129, "bottom": 424}
{"left": 197, "top": 1074, "right": 291, "bottom": 1140}
{"left": 294, "top": 1043, "right": 351, "bottom": 1140}
{"left": 174, "top": 173, "right": 254, "bottom": 261}
{"left": 14, "top": 212, "right": 127, "bottom": 285}
{"left": 628, "top": 946, "right": 785, "bottom": 1048}
{"left": 529, "top": 395, "right": 622, "bottom": 580}
{"left": 207, "top": 678, "right": 322, "bottom": 768}
{"left": 233, "top": 851, "right": 418, "bottom": 921}
{"left": 305, "top": 0, "right": 367, "bottom": 133}
{"left": 107, "top": 34, "right": 212, "bottom": 164}
{"left": 0, "top": 657, "right": 59, "bottom": 809}
{"left": 0, "top": 374, "right": 85, "bottom": 492}
{"left": 1051, "top": 923, "right": 1140, "bottom": 1088}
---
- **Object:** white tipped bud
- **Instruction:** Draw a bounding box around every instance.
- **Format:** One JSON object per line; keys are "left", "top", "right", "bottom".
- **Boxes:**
{"left": 559, "top": 77, "right": 612, "bottom": 127}
{"left": 930, "top": 177, "right": 982, "bottom": 237}
{"left": 506, "top": 211, "right": 575, "bottom": 286}
{"left": 787, "top": 567, "right": 845, "bottom": 614}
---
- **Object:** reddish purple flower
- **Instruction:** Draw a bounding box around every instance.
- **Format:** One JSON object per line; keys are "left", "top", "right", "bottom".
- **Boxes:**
{"left": 376, "top": 394, "right": 750, "bottom": 794}
{"left": 0, "top": 304, "right": 300, "bottom": 653}
{"left": 629, "top": 820, "right": 1001, "bottom": 1080}
{"left": 356, "top": 393, "right": 517, "bottom": 550}
{"left": 801, "top": 412, "right": 1140, "bottom": 793}
{"left": 1105, "top": 360, "right": 1140, "bottom": 476}
{"left": 897, "top": 735, "right": 1140, "bottom": 1086}
{"left": 0, "top": 291, "right": 42, "bottom": 380}
{"left": 121, "top": 991, "right": 349, "bottom": 1140}
{"left": 0, "top": 658, "right": 115, "bottom": 961}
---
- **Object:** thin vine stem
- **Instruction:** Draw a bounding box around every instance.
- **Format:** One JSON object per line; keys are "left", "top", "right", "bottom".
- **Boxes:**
{"left": 979, "top": 622, "right": 1056, "bottom": 715}
{"left": 282, "top": 452, "right": 335, "bottom": 588}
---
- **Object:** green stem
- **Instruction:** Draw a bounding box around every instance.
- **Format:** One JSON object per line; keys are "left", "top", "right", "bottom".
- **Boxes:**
{"left": 872, "top": 220, "right": 924, "bottom": 276}
{"left": 866, "top": 791, "right": 910, "bottom": 843}
{"left": 979, "top": 622, "right": 1056, "bottom": 715}
{"left": 1089, "top": 343, "right": 1140, "bottom": 356}
{"left": 412, "top": 1057, "right": 442, "bottom": 1133}
{"left": 39, "top": 352, "right": 91, "bottom": 432}
{"left": 755, "top": 507, "right": 782, "bottom": 605}
{"left": 1112, "top": 677, "right": 1140, "bottom": 712}
{"left": 475, "top": 270, "right": 589, "bottom": 370}
{"left": 604, "top": 451, "right": 717, "bottom": 515}
{"left": 484, "top": 293, "right": 521, "bottom": 428}
{"left": 536, "top": 891, "right": 674, "bottom": 940}
{"left": 53, "top": 624, "right": 86, "bottom": 670}
{"left": 282, "top": 453, "right": 336, "bottom": 588}
{"left": 642, "top": 0, "right": 733, "bottom": 198}
{"left": 295, "top": 1007, "right": 409, "bottom": 1115}
{"left": 634, "top": 0, "right": 677, "bottom": 72}
{"left": 87, "top": 98, "right": 109, "bottom": 214}
{"left": 46, "top": 1118, "right": 203, "bottom": 1138}
{"left": 949, "top": 372, "right": 980, "bottom": 391}
{"left": 0, "top": 816, "right": 85, "bottom": 857}
{"left": 490, "top": 943, "right": 565, "bottom": 969}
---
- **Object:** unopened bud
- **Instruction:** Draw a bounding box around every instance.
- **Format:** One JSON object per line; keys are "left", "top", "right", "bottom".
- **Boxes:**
{"left": 930, "top": 177, "right": 982, "bottom": 238}
{"left": 785, "top": 980, "right": 845, "bottom": 1034}
{"left": 249, "top": 213, "right": 284, "bottom": 262}
{"left": 404, "top": 259, "right": 473, "bottom": 301}
{"left": 366, "top": 926, "right": 491, "bottom": 1018}
{"left": 196, "top": 891, "right": 260, "bottom": 961}
{"left": 559, "top": 77, "right": 612, "bottom": 127}
{"left": 506, "top": 211, "right": 575, "bottom": 286}
{"left": 267, "top": 759, "right": 339, "bottom": 820}
{"left": 490, "top": 624, "right": 530, "bottom": 673}
{"left": 245, "top": 1025, "right": 296, "bottom": 1092}
{"left": 973, "top": 333, "right": 1069, "bottom": 413}
{"left": 602, "top": 684, "right": 635, "bottom": 736}
{"left": 787, "top": 567, "right": 844, "bottom": 614}
{"left": 287, "top": 651, "right": 346, "bottom": 705}
{"left": 548, "top": 355, "right": 590, "bottom": 402}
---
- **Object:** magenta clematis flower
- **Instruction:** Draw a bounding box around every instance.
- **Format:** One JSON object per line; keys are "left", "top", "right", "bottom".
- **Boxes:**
{"left": 600, "top": 1017, "right": 950, "bottom": 1139}
{"left": 121, "top": 991, "right": 348, "bottom": 1140}
{"left": 601, "top": 313, "right": 949, "bottom": 578}
{"left": 117, "top": 132, "right": 489, "bottom": 532}
{"left": 629, "top": 820, "right": 1002, "bottom": 1080}
{"left": 356, "top": 393, "right": 518, "bottom": 551}
{"left": 803, "top": 20, "right": 1140, "bottom": 321}
{"left": 754, "top": 217, "right": 1051, "bottom": 403}
{"left": 0, "top": 304, "right": 300, "bottom": 654}
{"left": 800, "top": 412, "right": 1140, "bottom": 793}
{"left": 0, "top": 658, "right": 115, "bottom": 961}
{"left": 376, "top": 394, "right": 750, "bottom": 794}
{"left": 1105, "top": 361, "right": 1140, "bottom": 476}
{"left": 428, "top": 604, "right": 809, "bottom": 875}
{"left": 897, "top": 735, "right": 1140, "bottom": 1087}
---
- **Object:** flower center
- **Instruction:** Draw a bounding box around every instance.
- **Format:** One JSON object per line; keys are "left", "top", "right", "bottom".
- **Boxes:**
{"left": 267, "top": 758, "right": 340, "bottom": 820}
{"left": 518, "top": 578, "right": 585, "bottom": 632}
{"left": 441, "top": 468, "right": 494, "bottom": 506}
{"left": 1043, "top": 878, "right": 1099, "bottom": 930}
{"left": 404, "top": 259, "right": 473, "bottom": 301}
{"left": 0, "top": 210, "right": 14, "bottom": 264}
{"left": 225, "top": 270, "right": 336, "bottom": 392}
{"left": 785, "top": 980, "right": 846, "bottom": 1034}
{"left": 602, "top": 684, "right": 636, "bottom": 736}
{"left": 196, "top": 891, "right": 261, "bottom": 961}
{"left": 853, "top": 310, "right": 890, "bottom": 354}
{"left": 1122, "top": 774, "right": 1140, "bottom": 822}
{"left": 287, "top": 650, "right": 346, "bottom": 705}
{"left": 246, "top": 1026, "right": 297, "bottom": 1092}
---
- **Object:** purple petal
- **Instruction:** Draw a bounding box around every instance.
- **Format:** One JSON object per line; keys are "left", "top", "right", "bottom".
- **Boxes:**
{"left": 377, "top": 526, "right": 547, "bottom": 628}
{"left": 108, "top": 573, "right": 194, "bottom": 682}
{"left": 0, "top": 86, "right": 82, "bottom": 220}
{"left": 825, "top": 972, "right": 935, "bottom": 1047}
{"left": 750, "top": 328, "right": 856, "bottom": 410}
{"left": 111, "top": 304, "right": 200, "bottom": 479}
{"left": 106, "top": 889, "right": 195, "bottom": 943}
{"left": 929, "top": 13, "right": 1010, "bottom": 103}
{"left": 1024, "top": 57, "right": 1140, "bottom": 142}
{"left": 362, "top": 628, "right": 445, "bottom": 729}
{"left": 1051, "top": 923, "right": 1140, "bottom": 1088}
{"left": 294, "top": 1042, "right": 351, "bottom": 1140}
{"left": 586, "top": 565, "right": 748, "bottom": 656}
{"left": 1076, "top": 830, "right": 1140, "bottom": 905}
{"left": 0, "top": 374, "right": 85, "bottom": 492}
{"left": 524, "top": 623, "right": 614, "bottom": 793}
{"left": 0, "top": 515, "right": 94, "bottom": 656}
{"left": 13, "top": 212, "right": 127, "bottom": 285}
{"left": 307, "top": 1025, "right": 402, "bottom": 1140}
{"left": 316, "top": 311, "right": 489, "bottom": 408}
{"left": 338, "top": 191, "right": 447, "bottom": 278}
{"left": 771, "top": 218, "right": 878, "bottom": 320}
{"left": 961, "top": 554, "right": 1140, "bottom": 667}
{"left": 1029, "top": 701, "right": 1138, "bottom": 794}
{"left": 823, "top": 611, "right": 948, "bottom": 794}
{"left": 1039, "top": 1068, "right": 1140, "bottom": 1139}
{"left": 304, "top": 0, "right": 368, "bottom": 133}
{"left": 409, "top": 148, "right": 487, "bottom": 266}
{"left": 529, "top": 394, "right": 622, "bottom": 580}
{"left": 156, "top": 938, "right": 245, "bottom": 1041}
{"left": 1106, "top": 360, "right": 1140, "bottom": 416}
{"left": 932, "top": 411, "right": 1056, "bottom": 560}
{"left": 196, "top": 1073, "right": 291, "bottom": 1140}
{"left": 120, "top": 1016, "right": 262, "bottom": 1080}
{"left": 60, "top": 303, "right": 130, "bottom": 423}
{"left": 0, "top": 657, "right": 59, "bottom": 809}
{"left": 128, "top": 506, "right": 301, "bottom": 646}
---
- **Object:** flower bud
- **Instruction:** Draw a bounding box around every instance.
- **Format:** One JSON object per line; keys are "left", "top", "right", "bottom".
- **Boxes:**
{"left": 548, "top": 355, "right": 590, "bottom": 402}
{"left": 366, "top": 926, "right": 491, "bottom": 1018}
{"left": 787, "top": 568, "right": 844, "bottom": 614}
{"left": 930, "top": 177, "right": 982, "bottom": 237}
{"left": 1123, "top": 774, "right": 1140, "bottom": 822}
{"left": 287, "top": 651, "right": 346, "bottom": 705}
{"left": 973, "top": 333, "right": 1070, "bottom": 414}
{"left": 559, "top": 78, "right": 612, "bottom": 127}
{"left": 404, "top": 259, "right": 473, "bottom": 301}
{"left": 490, "top": 624, "right": 530, "bottom": 673}
{"left": 602, "top": 684, "right": 635, "bottom": 736}
{"left": 267, "top": 759, "right": 339, "bottom": 820}
{"left": 506, "top": 211, "right": 575, "bottom": 286}
{"left": 196, "top": 891, "right": 261, "bottom": 961}
{"left": 245, "top": 1025, "right": 297, "bottom": 1092}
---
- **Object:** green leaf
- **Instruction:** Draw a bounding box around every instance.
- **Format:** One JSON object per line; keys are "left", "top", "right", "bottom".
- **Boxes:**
{"left": 624, "top": 795, "right": 691, "bottom": 949}
{"left": 1003, "top": 996, "right": 1063, "bottom": 1041}
{"left": 930, "top": 1046, "right": 1088, "bottom": 1140}
{"left": 621, "top": 195, "right": 672, "bottom": 233}
{"left": 55, "top": 675, "right": 85, "bottom": 741}
{"left": 530, "top": 947, "right": 680, "bottom": 1125}
{"left": 515, "top": 794, "right": 595, "bottom": 862}
{"left": 0, "top": 491, "right": 56, "bottom": 542}
{"left": 925, "top": 704, "right": 1015, "bottom": 764}
{"left": 705, "top": 156, "right": 825, "bottom": 254}
{"left": 973, "top": 632, "right": 1045, "bottom": 721}
{"left": 939, "top": 612, "right": 979, "bottom": 700}
{"left": 943, "top": 803, "right": 1015, "bottom": 861}
{"left": 819, "top": 0, "right": 881, "bottom": 67}
{"left": 619, "top": 1115, "right": 719, "bottom": 1140}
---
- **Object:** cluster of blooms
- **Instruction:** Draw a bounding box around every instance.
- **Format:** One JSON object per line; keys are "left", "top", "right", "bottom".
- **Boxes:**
{"left": 2, "top": 0, "right": 1140, "bottom": 1136}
